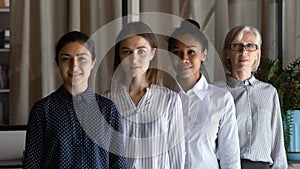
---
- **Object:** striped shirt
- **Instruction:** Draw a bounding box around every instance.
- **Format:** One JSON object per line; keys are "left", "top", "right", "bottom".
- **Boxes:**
{"left": 221, "top": 75, "right": 287, "bottom": 169}
{"left": 178, "top": 75, "right": 240, "bottom": 169}
{"left": 103, "top": 83, "right": 185, "bottom": 169}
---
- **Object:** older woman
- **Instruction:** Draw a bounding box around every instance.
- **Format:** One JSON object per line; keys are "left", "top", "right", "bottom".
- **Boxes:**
{"left": 220, "top": 25, "right": 287, "bottom": 169}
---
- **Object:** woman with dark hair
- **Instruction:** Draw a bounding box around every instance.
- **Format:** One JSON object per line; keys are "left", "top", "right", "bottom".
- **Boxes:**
{"left": 103, "top": 22, "right": 185, "bottom": 169}
{"left": 23, "top": 31, "right": 127, "bottom": 169}
{"left": 168, "top": 19, "right": 240, "bottom": 169}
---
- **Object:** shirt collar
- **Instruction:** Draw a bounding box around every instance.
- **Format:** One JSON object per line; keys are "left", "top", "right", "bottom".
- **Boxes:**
{"left": 114, "top": 81, "right": 154, "bottom": 101}
{"left": 56, "top": 85, "right": 95, "bottom": 103}
{"left": 117, "top": 82, "right": 152, "bottom": 92}
{"left": 178, "top": 74, "right": 208, "bottom": 100}
{"left": 226, "top": 75, "right": 257, "bottom": 88}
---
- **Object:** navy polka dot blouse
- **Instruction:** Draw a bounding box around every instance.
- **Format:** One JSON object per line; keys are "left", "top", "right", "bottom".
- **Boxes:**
{"left": 23, "top": 85, "right": 128, "bottom": 169}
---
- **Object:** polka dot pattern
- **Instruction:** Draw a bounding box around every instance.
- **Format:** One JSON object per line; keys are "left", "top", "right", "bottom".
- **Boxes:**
{"left": 23, "top": 85, "right": 128, "bottom": 169}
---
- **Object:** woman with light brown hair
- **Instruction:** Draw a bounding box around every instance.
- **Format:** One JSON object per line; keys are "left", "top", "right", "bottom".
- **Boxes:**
{"left": 103, "top": 21, "right": 185, "bottom": 169}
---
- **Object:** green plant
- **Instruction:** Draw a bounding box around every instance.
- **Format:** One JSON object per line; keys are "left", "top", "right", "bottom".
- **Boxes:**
{"left": 255, "top": 56, "right": 300, "bottom": 152}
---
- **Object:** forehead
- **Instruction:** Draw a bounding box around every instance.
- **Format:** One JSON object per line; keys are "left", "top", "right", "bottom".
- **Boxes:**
{"left": 59, "top": 42, "right": 90, "bottom": 54}
{"left": 120, "top": 35, "right": 151, "bottom": 48}
{"left": 233, "top": 31, "right": 257, "bottom": 43}
{"left": 173, "top": 34, "right": 203, "bottom": 48}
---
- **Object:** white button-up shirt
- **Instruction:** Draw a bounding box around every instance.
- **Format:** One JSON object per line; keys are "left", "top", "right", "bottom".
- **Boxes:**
{"left": 179, "top": 75, "right": 240, "bottom": 169}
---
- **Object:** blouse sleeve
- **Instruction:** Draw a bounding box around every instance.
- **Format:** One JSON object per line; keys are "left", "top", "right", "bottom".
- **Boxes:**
{"left": 270, "top": 90, "right": 288, "bottom": 169}
{"left": 217, "top": 92, "right": 241, "bottom": 169}
{"left": 108, "top": 101, "right": 128, "bottom": 169}
{"left": 23, "top": 102, "right": 46, "bottom": 169}
{"left": 168, "top": 94, "right": 185, "bottom": 169}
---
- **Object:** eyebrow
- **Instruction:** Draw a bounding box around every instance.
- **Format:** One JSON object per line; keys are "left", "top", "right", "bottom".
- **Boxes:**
{"left": 172, "top": 45, "right": 198, "bottom": 49}
{"left": 121, "top": 46, "right": 147, "bottom": 50}
{"left": 60, "top": 53, "right": 88, "bottom": 57}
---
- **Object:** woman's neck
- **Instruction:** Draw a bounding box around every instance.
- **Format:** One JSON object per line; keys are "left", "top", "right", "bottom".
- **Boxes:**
{"left": 129, "top": 78, "right": 150, "bottom": 93}
{"left": 177, "top": 73, "right": 201, "bottom": 92}
{"left": 230, "top": 70, "right": 252, "bottom": 81}
{"left": 124, "top": 73, "right": 150, "bottom": 105}
{"left": 64, "top": 84, "right": 88, "bottom": 96}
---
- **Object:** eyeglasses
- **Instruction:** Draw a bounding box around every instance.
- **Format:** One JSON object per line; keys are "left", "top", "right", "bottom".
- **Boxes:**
{"left": 230, "top": 43, "right": 258, "bottom": 52}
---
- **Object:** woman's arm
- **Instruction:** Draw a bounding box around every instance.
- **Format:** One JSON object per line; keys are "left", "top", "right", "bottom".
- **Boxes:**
{"left": 270, "top": 91, "right": 287, "bottom": 169}
{"left": 217, "top": 92, "right": 241, "bottom": 169}
{"left": 168, "top": 94, "right": 185, "bottom": 169}
{"left": 23, "top": 102, "right": 45, "bottom": 168}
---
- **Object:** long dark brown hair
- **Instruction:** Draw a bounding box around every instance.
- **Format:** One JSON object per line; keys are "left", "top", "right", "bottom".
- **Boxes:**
{"left": 114, "top": 21, "right": 162, "bottom": 85}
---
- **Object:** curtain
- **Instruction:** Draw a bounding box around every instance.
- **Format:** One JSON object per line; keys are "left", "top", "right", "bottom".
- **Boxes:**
{"left": 283, "top": 0, "right": 298, "bottom": 67}
{"left": 9, "top": 0, "right": 122, "bottom": 124}
{"left": 139, "top": 0, "right": 299, "bottom": 79}
{"left": 8, "top": 0, "right": 299, "bottom": 124}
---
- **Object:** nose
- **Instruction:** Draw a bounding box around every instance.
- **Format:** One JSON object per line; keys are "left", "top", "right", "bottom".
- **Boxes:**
{"left": 181, "top": 52, "right": 189, "bottom": 63}
{"left": 130, "top": 52, "right": 138, "bottom": 63}
{"left": 240, "top": 49, "right": 248, "bottom": 55}
{"left": 70, "top": 57, "right": 78, "bottom": 68}
{"left": 239, "top": 46, "right": 248, "bottom": 54}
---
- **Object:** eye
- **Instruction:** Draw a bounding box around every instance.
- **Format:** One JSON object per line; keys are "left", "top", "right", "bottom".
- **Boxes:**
{"left": 121, "top": 50, "right": 132, "bottom": 56}
{"left": 231, "top": 43, "right": 241, "bottom": 50}
{"left": 188, "top": 50, "right": 196, "bottom": 55}
{"left": 246, "top": 44, "right": 257, "bottom": 49}
{"left": 61, "top": 56, "right": 71, "bottom": 62}
{"left": 137, "top": 49, "right": 146, "bottom": 55}
{"left": 78, "top": 56, "right": 87, "bottom": 61}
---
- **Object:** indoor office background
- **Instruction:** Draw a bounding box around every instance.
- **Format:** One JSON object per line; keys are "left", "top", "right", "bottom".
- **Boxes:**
{"left": 7, "top": 0, "right": 300, "bottom": 125}
{"left": 0, "top": 0, "right": 299, "bottom": 168}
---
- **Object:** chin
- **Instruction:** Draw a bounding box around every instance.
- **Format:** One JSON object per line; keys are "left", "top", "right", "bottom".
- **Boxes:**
{"left": 71, "top": 79, "right": 86, "bottom": 86}
{"left": 178, "top": 73, "right": 193, "bottom": 79}
{"left": 128, "top": 70, "right": 146, "bottom": 77}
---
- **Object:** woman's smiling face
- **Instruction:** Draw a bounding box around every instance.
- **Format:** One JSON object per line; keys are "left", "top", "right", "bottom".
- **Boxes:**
{"left": 170, "top": 34, "right": 207, "bottom": 80}
{"left": 58, "top": 42, "right": 95, "bottom": 91}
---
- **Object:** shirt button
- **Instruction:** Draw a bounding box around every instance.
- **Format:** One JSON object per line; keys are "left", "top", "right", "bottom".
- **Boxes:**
{"left": 75, "top": 96, "right": 82, "bottom": 102}
{"left": 247, "top": 132, "right": 250, "bottom": 135}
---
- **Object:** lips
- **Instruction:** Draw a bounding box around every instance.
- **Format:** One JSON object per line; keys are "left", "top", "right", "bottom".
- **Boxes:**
{"left": 128, "top": 64, "right": 142, "bottom": 71}
{"left": 69, "top": 71, "right": 82, "bottom": 77}
{"left": 238, "top": 59, "right": 248, "bottom": 62}
{"left": 178, "top": 63, "right": 192, "bottom": 71}
{"left": 129, "top": 66, "right": 140, "bottom": 69}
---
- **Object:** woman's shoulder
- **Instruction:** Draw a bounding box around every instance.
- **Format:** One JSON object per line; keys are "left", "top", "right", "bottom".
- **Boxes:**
{"left": 28, "top": 90, "right": 66, "bottom": 119}
{"left": 212, "top": 79, "right": 228, "bottom": 89}
{"left": 151, "top": 84, "right": 180, "bottom": 97}
{"left": 208, "top": 82, "right": 232, "bottom": 98}
{"left": 32, "top": 90, "right": 61, "bottom": 107}
{"left": 253, "top": 77, "right": 278, "bottom": 93}
{"left": 95, "top": 93, "right": 115, "bottom": 104}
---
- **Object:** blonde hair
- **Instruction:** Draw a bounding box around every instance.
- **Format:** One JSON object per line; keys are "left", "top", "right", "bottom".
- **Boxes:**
{"left": 222, "top": 25, "right": 262, "bottom": 73}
